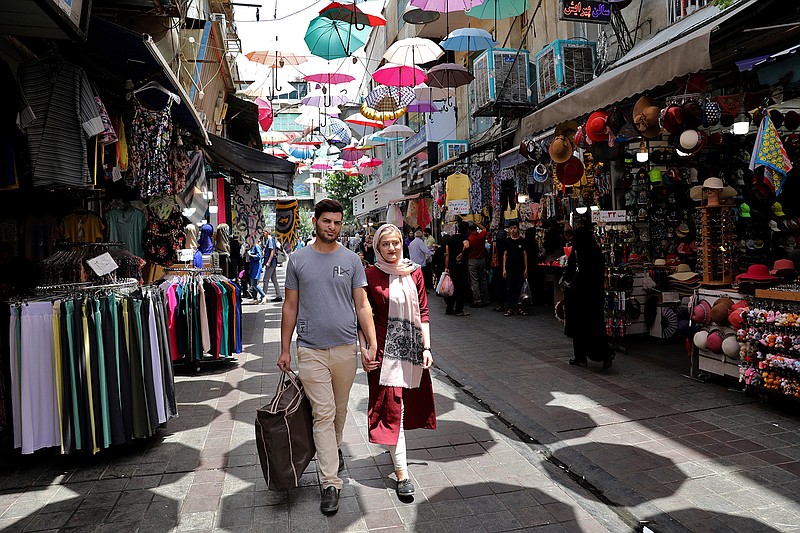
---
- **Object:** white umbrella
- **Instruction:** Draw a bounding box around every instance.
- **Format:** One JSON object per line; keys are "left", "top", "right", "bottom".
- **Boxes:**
{"left": 378, "top": 124, "right": 415, "bottom": 138}
{"left": 261, "top": 131, "right": 289, "bottom": 144}
{"left": 383, "top": 37, "right": 444, "bottom": 66}
{"left": 414, "top": 83, "right": 454, "bottom": 101}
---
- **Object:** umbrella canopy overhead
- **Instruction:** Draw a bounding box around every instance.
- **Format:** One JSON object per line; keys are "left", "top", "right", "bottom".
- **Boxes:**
{"left": 311, "top": 159, "right": 333, "bottom": 170}
{"left": 407, "top": 100, "right": 439, "bottom": 113}
{"left": 383, "top": 37, "right": 444, "bottom": 66}
{"left": 254, "top": 97, "right": 274, "bottom": 131}
{"left": 344, "top": 112, "right": 385, "bottom": 128}
{"left": 441, "top": 27, "right": 498, "bottom": 52}
{"left": 287, "top": 144, "right": 318, "bottom": 159}
{"left": 365, "top": 85, "right": 416, "bottom": 108}
{"left": 303, "top": 72, "right": 356, "bottom": 85}
{"left": 410, "top": 0, "right": 485, "bottom": 10}
{"left": 378, "top": 124, "right": 416, "bottom": 138}
{"left": 361, "top": 133, "right": 388, "bottom": 147}
{"left": 426, "top": 62, "right": 475, "bottom": 88}
{"left": 414, "top": 83, "right": 454, "bottom": 101}
{"left": 261, "top": 130, "right": 289, "bottom": 144}
{"left": 360, "top": 102, "right": 406, "bottom": 121}
{"left": 319, "top": 1, "right": 387, "bottom": 27}
{"left": 302, "top": 91, "right": 350, "bottom": 108}
{"left": 304, "top": 16, "right": 371, "bottom": 60}
{"left": 319, "top": 117, "right": 352, "bottom": 144}
{"left": 263, "top": 145, "right": 288, "bottom": 157}
{"left": 358, "top": 156, "right": 383, "bottom": 168}
{"left": 245, "top": 50, "right": 308, "bottom": 67}
{"left": 468, "top": 0, "right": 529, "bottom": 19}
{"left": 340, "top": 143, "right": 370, "bottom": 161}
{"left": 373, "top": 63, "right": 427, "bottom": 87}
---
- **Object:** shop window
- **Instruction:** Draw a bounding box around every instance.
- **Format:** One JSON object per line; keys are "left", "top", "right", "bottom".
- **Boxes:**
{"left": 668, "top": 0, "right": 711, "bottom": 24}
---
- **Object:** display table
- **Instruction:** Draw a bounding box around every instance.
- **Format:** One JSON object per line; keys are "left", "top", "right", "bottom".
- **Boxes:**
{"left": 691, "top": 288, "right": 745, "bottom": 380}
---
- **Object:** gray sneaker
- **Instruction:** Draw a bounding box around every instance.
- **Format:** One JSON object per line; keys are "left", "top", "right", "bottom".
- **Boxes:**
{"left": 396, "top": 479, "right": 415, "bottom": 497}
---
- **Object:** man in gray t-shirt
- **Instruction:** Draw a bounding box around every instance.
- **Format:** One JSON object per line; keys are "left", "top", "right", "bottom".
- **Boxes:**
{"left": 278, "top": 199, "right": 377, "bottom": 515}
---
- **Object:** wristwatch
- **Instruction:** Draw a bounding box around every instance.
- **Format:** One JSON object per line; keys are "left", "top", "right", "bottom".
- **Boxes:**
{"left": 422, "top": 347, "right": 431, "bottom": 352}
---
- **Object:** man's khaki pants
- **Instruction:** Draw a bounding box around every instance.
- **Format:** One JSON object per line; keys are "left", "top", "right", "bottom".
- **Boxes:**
{"left": 297, "top": 344, "right": 358, "bottom": 490}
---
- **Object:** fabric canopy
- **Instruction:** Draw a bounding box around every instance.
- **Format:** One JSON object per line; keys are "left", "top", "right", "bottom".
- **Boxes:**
{"left": 516, "top": 0, "right": 757, "bottom": 141}
{"left": 204, "top": 133, "right": 297, "bottom": 191}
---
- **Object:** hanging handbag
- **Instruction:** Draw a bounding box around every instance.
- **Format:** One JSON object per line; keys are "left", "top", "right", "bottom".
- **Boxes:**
{"left": 255, "top": 370, "right": 316, "bottom": 491}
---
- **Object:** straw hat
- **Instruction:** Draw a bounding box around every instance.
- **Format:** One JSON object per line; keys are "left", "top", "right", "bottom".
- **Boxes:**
{"left": 548, "top": 135, "right": 575, "bottom": 164}
{"left": 632, "top": 96, "right": 661, "bottom": 139}
{"left": 690, "top": 177, "right": 737, "bottom": 201}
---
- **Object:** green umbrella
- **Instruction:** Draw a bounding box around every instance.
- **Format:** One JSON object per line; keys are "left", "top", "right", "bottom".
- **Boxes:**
{"left": 468, "top": 0, "right": 529, "bottom": 20}
{"left": 304, "top": 16, "right": 371, "bottom": 60}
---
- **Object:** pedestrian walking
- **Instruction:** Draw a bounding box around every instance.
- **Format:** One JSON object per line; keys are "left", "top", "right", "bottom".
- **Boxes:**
{"left": 277, "top": 199, "right": 378, "bottom": 515}
{"left": 261, "top": 229, "right": 283, "bottom": 302}
{"left": 361, "top": 224, "right": 435, "bottom": 499}
{"left": 247, "top": 241, "right": 267, "bottom": 303}
{"left": 502, "top": 221, "right": 528, "bottom": 316}
{"left": 407, "top": 230, "right": 432, "bottom": 287}
{"left": 444, "top": 221, "right": 470, "bottom": 316}
{"left": 465, "top": 221, "right": 491, "bottom": 307}
{"left": 563, "top": 225, "right": 614, "bottom": 369}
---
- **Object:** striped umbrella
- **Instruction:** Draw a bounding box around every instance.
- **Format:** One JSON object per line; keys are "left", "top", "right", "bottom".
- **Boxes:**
{"left": 365, "top": 86, "right": 416, "bottom": 109}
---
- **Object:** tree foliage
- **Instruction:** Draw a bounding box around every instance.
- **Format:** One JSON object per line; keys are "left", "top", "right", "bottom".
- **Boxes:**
{"left": 322, "top": 171, "right": 364, "bottom": 223}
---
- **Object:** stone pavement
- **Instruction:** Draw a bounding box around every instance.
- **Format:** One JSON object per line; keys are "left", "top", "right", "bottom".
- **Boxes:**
{"left": 0, "top": 271, "right": 799, "bottom": 533}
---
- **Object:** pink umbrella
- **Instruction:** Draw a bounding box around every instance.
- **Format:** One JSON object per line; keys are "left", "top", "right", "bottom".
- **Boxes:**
{"left": 372, "top": 63, "right": 427, "bottom": 87}
{"left": 340, "top": 143, "right": 369, "bottom": 161}
{"left": 358, "top": 156, "right": 383, "bottom": 168}
{"left": 255, "top": 97, "right": 274, "bottom": 131}
{"left": 303, "top": 73, "right": 356, "bottom": 85}
{"left": 311, "top": 159, "right": 333, "bottom": 170}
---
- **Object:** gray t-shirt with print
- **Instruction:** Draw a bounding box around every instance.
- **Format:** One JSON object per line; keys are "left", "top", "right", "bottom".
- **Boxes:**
{"left": 284, "top": 244, "right": 368, "bottom": 349}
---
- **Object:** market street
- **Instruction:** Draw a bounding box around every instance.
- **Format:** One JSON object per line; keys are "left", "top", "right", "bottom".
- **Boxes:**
{"left": 1, "top": 268, "right": 800, "bottom": 532}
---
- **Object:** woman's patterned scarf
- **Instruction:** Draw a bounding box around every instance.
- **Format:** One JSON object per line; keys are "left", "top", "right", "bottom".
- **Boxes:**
{"left": 374, "top": 224, "right": 424, "bottom": 389}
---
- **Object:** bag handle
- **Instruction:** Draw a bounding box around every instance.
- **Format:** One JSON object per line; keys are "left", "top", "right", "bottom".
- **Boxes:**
{"left": 269, "top": 369, "right": 305, "bottom": 415}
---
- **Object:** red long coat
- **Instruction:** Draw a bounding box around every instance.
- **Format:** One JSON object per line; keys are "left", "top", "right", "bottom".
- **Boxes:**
{"left": 364, "top": 266, "right": 437, "bottom": 445}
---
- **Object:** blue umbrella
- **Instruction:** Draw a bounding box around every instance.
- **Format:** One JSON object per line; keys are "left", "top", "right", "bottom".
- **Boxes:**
{"left": 319, "top": 117, "right": 352, "bottom": 144}
{"left": 304, "top": 16, "right": 371, "bottom": 60}
{"left": 287, "top": 145, "right": 318, "bottom": 159}
{"left": 440, "top": 28, "right": 498, "bottom": 52}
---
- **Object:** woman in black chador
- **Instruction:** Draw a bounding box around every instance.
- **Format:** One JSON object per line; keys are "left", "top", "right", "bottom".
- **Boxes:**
{"left": 562, "top": 225, "right": 614, "bottom": 369}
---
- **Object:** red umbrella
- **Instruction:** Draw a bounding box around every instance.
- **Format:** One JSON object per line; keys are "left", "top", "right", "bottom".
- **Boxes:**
{"left": 319, "top": 2, "right": 387, "bottom": 27}
{"left": 303, "top": 72, "right": 356, "bottom": 85}
{"left": 372, "top": 63, "right": 427, "bottom": 87}
{"left": 255, "top": 97, "right": 274, "bottom": 131}
{"left": 358, "top": 156, "right": 383, "bottom": 168}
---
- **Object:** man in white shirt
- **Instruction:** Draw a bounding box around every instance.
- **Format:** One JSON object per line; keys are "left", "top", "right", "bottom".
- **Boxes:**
{"left": 408, "top": 230, "right": 433, "bottom": 289}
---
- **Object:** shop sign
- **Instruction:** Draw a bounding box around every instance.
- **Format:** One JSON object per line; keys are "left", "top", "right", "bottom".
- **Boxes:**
{"left": 559, "top": 0, "right": 612, "bottom": 23}
{"left": 447, "top": 199, "right": 469, "bottom": 215}
{"left": 599, "top": 210, "right": 627, "bottom": 223}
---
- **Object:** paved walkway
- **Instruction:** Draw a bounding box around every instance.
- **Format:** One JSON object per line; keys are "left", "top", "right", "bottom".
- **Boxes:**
{"left": 0, "top": 269, "right": 799, "bottom": 532}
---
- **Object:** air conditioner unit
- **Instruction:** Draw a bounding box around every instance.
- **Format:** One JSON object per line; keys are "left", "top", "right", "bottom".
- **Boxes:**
{"left": 210, "top": 13, "right": 227, "bottom": 42}
{"left": 472, "top": 48, "right": 530, "bottom": 111}
{"left": 438, "top": 140, "right": 468, "bottom": 163}
{"left": 535, "top": 40, "right": 596, "bottom": 102}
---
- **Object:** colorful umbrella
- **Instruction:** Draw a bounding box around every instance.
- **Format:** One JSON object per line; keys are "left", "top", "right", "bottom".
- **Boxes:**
{"left": 468, "top": 0, "right": 529, "bottom": 20}
{"left": 361, "top": 133, "right": 388, "bottom": 147}
{"left": 304, "top": 16, "right": 371, "bottom": 60}
{"left": 378, "top": 124, "right": 416, "bottom": 138}
{"left": 318, "top": 1, "right": 387, "bottom": 27}
{"left": 255, "top": 97, "right": 274, "bottom": 131}
{"left": 383, "top": 37, "right": 444, "bottom": 66}
{"left": 302, "top": 91, "right": 350, "bottom": 108}
{"left": 319, "top": 117, "right": 352, "bottom": 144}
{"left": 261, "top": 130, "right": 289, "bottom": 144}
{"left": 245, "top": 50, "right": 308, "bottom": 67}
{"left": 287, "top": 144, "right": 318, "bottom": 159}
{"left": 407, "top": 100, "right": 439, "bottom": 113}
{"left": 365, "top": 86, "right": 416, "bottom": 108}
{"left": 358, "top": 156, "right": 383, "bottom": 168}
{"left": 340, "top": 143, "right": 370, "bottom": 162}
{"left": 441, "top": 27, "right": 498, "bottom": 52}
{"left": 303, "top": 73, "right": 356, "bottom": 85}
{"left": 311, "top": 159, "right": 333, "bottom": 170}
{"left": 360, "top": 102, "right": 406, "bottom": 121}
{"left": 344, "top": 112, "right": 385, "bottom": 129}
{"left": 410, "top": 0, "right": 485, "bottom": 9}
{"left": 263, "top": 146, "right": 288, "bottom": 157}
{"left": 372, "top": 63, "right": 427, "bottom": 87}
{"left": 426, "top": 62, "right": 475, "bottom": 88}
{"left": 414, "top": 83, "right": 454, "bottom": 101}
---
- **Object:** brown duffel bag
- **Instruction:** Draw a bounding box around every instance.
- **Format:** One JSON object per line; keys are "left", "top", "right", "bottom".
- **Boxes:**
{"left": 255, "top": 370, "right": 316, "bottom": 490}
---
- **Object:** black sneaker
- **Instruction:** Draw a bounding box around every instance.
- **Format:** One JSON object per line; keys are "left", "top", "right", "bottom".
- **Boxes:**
{"left": 320, "top": 486, "right": 339, "bottom": 513}
{"left": 338, "top": 449, "right": 345, "bottom": 473}
{"left": 396, "top": 479, "right": 415, "bottom": 497}
{"left": 272, "top": 296, "right": 283, "bottom": 302}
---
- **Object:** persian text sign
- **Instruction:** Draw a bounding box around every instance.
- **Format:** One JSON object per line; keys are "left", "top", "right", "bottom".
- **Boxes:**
{"left": 559, "top": 0, "right": 611, "bottom": 23}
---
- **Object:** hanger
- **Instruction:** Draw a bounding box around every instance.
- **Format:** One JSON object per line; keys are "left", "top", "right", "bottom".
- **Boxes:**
{"left": 127, "top": 81, "right": 180, "bottom": 104}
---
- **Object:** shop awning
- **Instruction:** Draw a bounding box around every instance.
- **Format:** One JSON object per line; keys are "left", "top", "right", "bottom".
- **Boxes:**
{"left": 516, "top": 0, "right": 758, "bottom": 141}
{"left": 204, "top": 133, "right": 297, "bottom": 192}
{"left": 225, "top": 94, "right": 261, "bottom": 148}
{"left": 83, "top": 17, "right": 210, "bottom": 145}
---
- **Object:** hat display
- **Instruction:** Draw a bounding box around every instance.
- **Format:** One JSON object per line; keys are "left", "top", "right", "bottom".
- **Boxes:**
{"left": 533, "top": 163, "right": 549, "bottom": 183}
{"left": 607, "top": 107, "right": 627, "bottom": 136}
{"left": 692, "top": 300, "right": 712, "bottom": 325}
{"left": 690, "top": 177, "right": 737, "bottom": 201}
{"left": 702, "top": 99, "right": 721, "bottom": 127}
{"left": 693, "top": 330, "right": 709, "bottom": 350}
{"left": 722, "top": 334, "right": 740, "bottom": 358}
{"left": 649, "top": 168, "right": 663, "bottom": 183}
{"left": 784, "top": 110, "right": 800, "bottom": 131}
{"left": 681, "top": 100, "right": 704, "bottom": 129}
{"left": 669, "top": 264, "right": 697, "bottom": 281}
{"left": 555, "top": 155, "right": 585, "bottom": 186}
{"left": 585, "top": 110, "right": 610, "bottom": 143}
{"left": 710, "top": 303, "right": 731, "bottom": 326}
{"left": 678, "top": 129, "right": 707, "bottom": 153}
{"left": 736, "top": 264, "right": 779, "bottom": 282}
{"left": 520, "top": 137, "right": 544, "bottom": 162}
{"left": 772, "top": 202, "right": 786, "bottom": 217}
{"left": 739, "top": 203, "right": 751, "bottom": 218}
{"left": 706, "top": 330, "right": 724, "bottom": 354}
{"left": 633, "top": 96, "right": 662, "bottom": 139}
{"left": 548, "top": 135, "right": 574, "bottom": 164}
{"left": 770, "top": 258, "right": 796, "bottom": 275}
{"left": 660, "top": 104, "right": 684, "bottom": 134}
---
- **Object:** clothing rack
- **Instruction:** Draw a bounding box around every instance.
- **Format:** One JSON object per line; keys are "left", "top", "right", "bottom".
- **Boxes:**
{"left": 56, "top": 241, "right": 126, "bottom": 249}
{"left": 33, "top": 278, "right": 140, "bottom": 294}
{"left": 163, "top": 266, "right": 223, "bottom": 274}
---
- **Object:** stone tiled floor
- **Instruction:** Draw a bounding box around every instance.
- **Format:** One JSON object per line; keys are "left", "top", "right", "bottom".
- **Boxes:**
{"left": 2, "top": 272, "right": 800, "bottom": 532}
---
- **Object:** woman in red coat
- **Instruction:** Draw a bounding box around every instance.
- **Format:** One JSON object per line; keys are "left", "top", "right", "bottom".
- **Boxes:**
{"left": 359, "top": 223, "right": 436, "bottom": 499}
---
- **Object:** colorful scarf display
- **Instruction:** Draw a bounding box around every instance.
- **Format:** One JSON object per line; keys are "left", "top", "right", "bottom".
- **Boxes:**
{"left": 274, "top": 198, "right": 299, "bottom": 250}
{"left": 373, "top": 224, "right": 424, "bottom": 389}
{"left": 750, "top": 113, "right": 793, "bottom": 194}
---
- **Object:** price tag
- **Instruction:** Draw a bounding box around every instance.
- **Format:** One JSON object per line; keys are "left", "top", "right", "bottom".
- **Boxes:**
{"left": 177, "top": 249, "right": 194, "bottom": 262}
{"left": 447, "top": 199, "right": 469, "bottom": 215}
{"left": 86, "top": 252, "right": 119, "bottom": 276}
{"left": 599, "top": 210, "right": 627, "bottom": 223}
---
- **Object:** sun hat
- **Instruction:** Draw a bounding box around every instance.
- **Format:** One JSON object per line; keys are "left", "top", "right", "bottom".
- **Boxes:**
{"left": 693, "top": 330, "right": 709, "bottom": 350}
{"left": 660, "top": 104, "right": 684, "bottom": 134}
{"left": 690, "top": 177, "right": 737, "bottom": 201}
{"left": 678, "top": 129, "right": 707, "bottom": 152}
{"left": 533, "top": 163, "right": 549, "bottom": 182}
{"left": 548, "top": 135, "right": 574, "bottom": 164}
{"left": 654, "top": 258, "right": 667, "bottom": 267}
{"left": 692, "top": 300, "right": 712, "bottom": 325}
{"left": 633, "top": 96, "right": 662, "bottom": 139}
{"left": 555, "top": 155, "right": 585, "bottom": 186}
{"left": 736, "top": 264, "right": 779, "bottom": 282}
{"left": 670, "top": 264, "right": 697, "bottom": 281}
{"left": 585, "top": 110, "right": 610, "bottom": 143}
{"left": 772, "top": 202, "right": 786, "bottom": 217}
{"left": 769, "top": 109, "right": 784, "bottom": 129}
{"left": 770, "top": 258, "right": 796, "bottom": 275}
{"left": 722, "top": 333, "right": 741, "bottom": 358}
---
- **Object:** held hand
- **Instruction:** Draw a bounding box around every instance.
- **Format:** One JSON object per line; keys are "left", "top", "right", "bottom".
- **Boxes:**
{"left": 361, "top": 345, "right": 379, "bottom": 372}
{"left": 422, "top": 351, "right": 433, "bottom": 369}
{"left": 502, "top": 270, "right": 507, "bottom": 279}
{"left": 277, "top": 351, "right": 291, "bottom": 372}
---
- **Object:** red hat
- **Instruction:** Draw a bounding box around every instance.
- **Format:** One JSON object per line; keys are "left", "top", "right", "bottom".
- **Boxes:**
{"left": 661, "top": 104, "right": 684, "bottom": 134}
{"left": 731, "top": 299, "right": 749, "bottom": 311}
{"left": 556, "top": 155, "right": 585, "bottom": 186}
{"left": 729, "top": 307, "right": 749, "bottom": 330}
{"left": 771, "top": 258, "right": 796, "bottom": 275}
{"left": 736, "top": 264, "right": 779, "bottom": 282}
{"left": 692, "top": 300, "right": 712, "bottom": 325}
{"left": 585, "top": 111, "right": 610, "bottom": 143}
{"left": 706, "top": 330, "right": 724, "bottom": 354}
{"left": 666, "top": 254, "right": 681, "bottom": 267}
